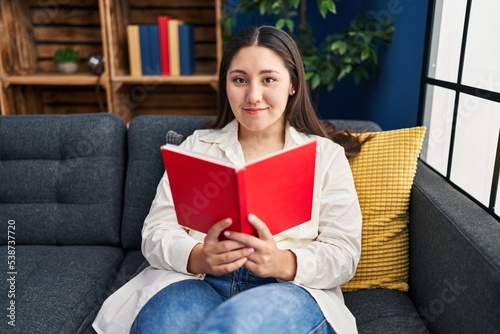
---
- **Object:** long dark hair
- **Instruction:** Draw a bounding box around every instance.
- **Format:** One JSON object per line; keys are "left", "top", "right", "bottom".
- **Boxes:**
{"left": 210, "top": 25, "right": 370, "bottom": 158}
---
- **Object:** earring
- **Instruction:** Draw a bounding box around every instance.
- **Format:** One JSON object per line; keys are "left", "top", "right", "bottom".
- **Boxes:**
{"left": 291, "top": 89, "right": 296, "bottom": 96}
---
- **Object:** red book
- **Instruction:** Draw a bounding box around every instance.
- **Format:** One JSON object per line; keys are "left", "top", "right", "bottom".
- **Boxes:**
{"left": 161, "top": 140, "right": 316, "bottom": 236}
{"left": 158, "top": 16, "right": 170, "bottom": 75}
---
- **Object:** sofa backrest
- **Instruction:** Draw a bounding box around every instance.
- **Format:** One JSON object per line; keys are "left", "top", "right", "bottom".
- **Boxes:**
{"left": 121, "top": 115, "right": 213, "bottom": 249}
{"left": 0, "top": 113, "right": 126, "bottom": 246}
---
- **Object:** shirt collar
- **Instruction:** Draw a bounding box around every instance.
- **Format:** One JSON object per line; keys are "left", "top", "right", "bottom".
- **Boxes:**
{"left": 198, "top": 119, "right": 314, "bottom": 166}
{"left": 285, "top": 123, "right": 312, "bottom": 148}
{"left": 198, "top": 119, "right": 239, "bottom": 151}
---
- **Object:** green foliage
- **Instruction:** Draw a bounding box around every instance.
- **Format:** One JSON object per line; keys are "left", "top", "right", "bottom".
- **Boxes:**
{"left": 52, "top": 48, "right": 80, "bottom": 64}
{"left": 301, "top": 12, "right": 395, "bottom": 92}
{"left": 223, "top": 0, "right": 395, "bottom": 100}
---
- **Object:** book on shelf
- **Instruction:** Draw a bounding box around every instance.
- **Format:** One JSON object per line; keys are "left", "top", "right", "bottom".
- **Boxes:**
{"left": 149, "top": 25, "right": 161, "bottom": 75}
{"left": 161, "top": 140, "right": 317, "bottom": 236}
{"left": 139, "top": 24, "right": 161, "bottom": 75}
{"left": 127, "top": 25, "right": 142, "bottom": 76}
{"left": 139, "top": 25, "right": 151, "bottom": 75}
{"left": 168, "top": 19, "right": 183, "bottom": 76}
{"left": 179, "top": 23, "right": 195, "bottom": 75}
{"left": 158, "top": 16, "right": 171, "bottom": 76}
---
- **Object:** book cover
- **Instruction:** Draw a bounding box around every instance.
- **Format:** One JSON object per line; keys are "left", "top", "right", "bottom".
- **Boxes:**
{"left": 158, "top": 16, "right": 170, "bottom": 76}
{"left": 139, "top": 24, "right": 152, "bottom": 75}
{"left": 127, "top": 25, "right": 142, "bottom": 76}
{"left": 149, "top": 25, "right": 161, "bottom": 75}
{"left": 161, "top": 140, "right": 317, "bottom": 236}
{"left": 168, "top": 19, "right": 183, "bottom": 76}
{"left": 179, "top": 23, "right": 195, "bottom": 75}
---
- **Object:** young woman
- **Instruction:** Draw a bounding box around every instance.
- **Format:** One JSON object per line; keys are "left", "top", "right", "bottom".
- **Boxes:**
{"left": 93, "top": 25, "right": 364, "bottom": 334}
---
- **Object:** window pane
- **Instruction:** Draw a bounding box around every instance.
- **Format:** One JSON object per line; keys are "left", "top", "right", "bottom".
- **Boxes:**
{"left": 462, "top": 0, "right": 500, "bottom": 93}
{"left": 427, "top": 0, "right": 467, "bottom": 82}
{"left": 451, "top": 94, "right": 500, "bottom": 206}
{"left": 421, "top": 85, "right": 455, "bottom": 175}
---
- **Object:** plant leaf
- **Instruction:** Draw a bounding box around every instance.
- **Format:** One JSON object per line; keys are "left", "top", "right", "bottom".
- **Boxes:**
{"left": 317, "top": 0, "right": 336, "bottom": 18}
{"left": 276, "top": 18, "right": 286, "bottom": 29}
{"left": 330, "top": 40, "right": 347, "bottom": 55}
{"left": 311, "top": 74, "right": 321, "bottom": 90}
{"left": 271, "top": 0, "right": 281, "bottom": 12}
{"left": 276, "top": 18, "right": 295, "bottom": 31}
{"left": 361, "top": 47, "right": 370, "bottom": 61}
{"left": 259, "top": 1, "right": 267, "bottom": 15}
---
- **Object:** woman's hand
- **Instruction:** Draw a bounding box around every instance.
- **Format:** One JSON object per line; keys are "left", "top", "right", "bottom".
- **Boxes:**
{"left": 224, "top": 214, "right": 297, "bottom": 281}
{"left": 187, "top": 218, "right": 255, "bottom": 276}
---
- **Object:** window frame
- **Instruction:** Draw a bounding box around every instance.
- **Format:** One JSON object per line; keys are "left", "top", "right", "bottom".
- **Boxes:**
{"left": 418, "top": 0, "right": 500, "bottom": 220}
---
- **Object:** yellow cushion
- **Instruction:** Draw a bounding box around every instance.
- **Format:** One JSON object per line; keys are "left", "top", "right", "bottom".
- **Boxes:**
{"left": 341, "top": 126, "right": 426, "bottom": 292}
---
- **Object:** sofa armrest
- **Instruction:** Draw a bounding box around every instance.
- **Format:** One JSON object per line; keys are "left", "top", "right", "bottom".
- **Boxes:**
{"left": 408, "top": 160, "right": 500, "bottom": 333}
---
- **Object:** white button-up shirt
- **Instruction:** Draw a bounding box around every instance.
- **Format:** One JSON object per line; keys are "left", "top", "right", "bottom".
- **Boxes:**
{"left": 93, "top": 120, "right": 362, "bottom": 334}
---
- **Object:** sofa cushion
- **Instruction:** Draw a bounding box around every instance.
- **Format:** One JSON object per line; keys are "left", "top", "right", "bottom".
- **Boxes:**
{"left": 344, "top": 289, "right": 429, "bottom": 333}
{"left": 341, "top": 127, "right": 426, "bottom": 292}
{"left": 122, "top": 115, "right": 213, "bottom": 249}
{"left": 0, "top": 114, "right": 127, "bottom": 245}
{"left": 0, "top": 245, "right": 123, "bottom": 333}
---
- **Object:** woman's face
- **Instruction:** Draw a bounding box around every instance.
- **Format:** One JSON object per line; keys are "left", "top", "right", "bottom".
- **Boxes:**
{"left": 226, "top": 45, "right": 294, "bottom": 135}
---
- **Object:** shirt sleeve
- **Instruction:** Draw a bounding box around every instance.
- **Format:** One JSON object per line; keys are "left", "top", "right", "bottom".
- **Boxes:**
{"left": 290, "top": 143, "right": 362, "bottom": 289}
{"left": 141, "top": 135, "right": 201, "bottom": 274}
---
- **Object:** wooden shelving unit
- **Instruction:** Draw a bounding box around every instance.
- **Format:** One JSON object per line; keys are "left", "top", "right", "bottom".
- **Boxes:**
{"left": 0, "top": 0, "right": 222, "bottom": 121}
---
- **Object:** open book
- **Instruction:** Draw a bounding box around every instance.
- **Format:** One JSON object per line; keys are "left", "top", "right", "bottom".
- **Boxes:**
{"left": 161, "top": 140, "right": 316, "bottom": 236}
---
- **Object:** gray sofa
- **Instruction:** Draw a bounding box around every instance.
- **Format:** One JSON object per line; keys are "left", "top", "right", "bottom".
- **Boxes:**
{"left": 0, "top": 113, "right": 499, "bottom": 334}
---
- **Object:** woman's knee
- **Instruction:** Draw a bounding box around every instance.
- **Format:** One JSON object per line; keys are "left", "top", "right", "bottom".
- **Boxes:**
{"left": 197, "top": 283, "right": 329, "bottom": 334}
{"left": 131, "top": 279, "right": 223, "bottom": 334}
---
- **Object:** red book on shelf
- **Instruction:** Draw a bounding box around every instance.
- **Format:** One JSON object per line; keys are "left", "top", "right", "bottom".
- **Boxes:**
{"left": 161, "top": 140, "right": 316, "bottom": 236}
{"left": 158, "top": 16, "right": 170, "bottom": 75}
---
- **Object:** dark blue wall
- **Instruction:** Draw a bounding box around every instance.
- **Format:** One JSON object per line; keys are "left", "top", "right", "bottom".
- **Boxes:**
{"left": 229, "top": 0, "right": 429, "bottom": 130}
{"left": 318, "top": 0, "right": 429, "bottom": 130}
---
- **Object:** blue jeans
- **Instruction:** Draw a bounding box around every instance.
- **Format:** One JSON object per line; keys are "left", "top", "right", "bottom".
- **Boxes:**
{"left": 130, "top": 267, "right": 336, "bottom": 334}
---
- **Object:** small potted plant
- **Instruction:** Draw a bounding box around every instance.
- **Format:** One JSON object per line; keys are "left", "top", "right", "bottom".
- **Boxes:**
{"left": 53, "top": 48, "right": 80, "bottom": 73}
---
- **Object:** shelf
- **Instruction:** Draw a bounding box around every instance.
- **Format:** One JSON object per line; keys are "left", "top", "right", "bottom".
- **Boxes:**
{"left": 113, "top": 74, "right": 217, "bottom": 84}
{"left": 112, "top": 75, "right": 218, "bottom": 92}
{"left": 1, "top": 74, "right": 107, "bottom": 87}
